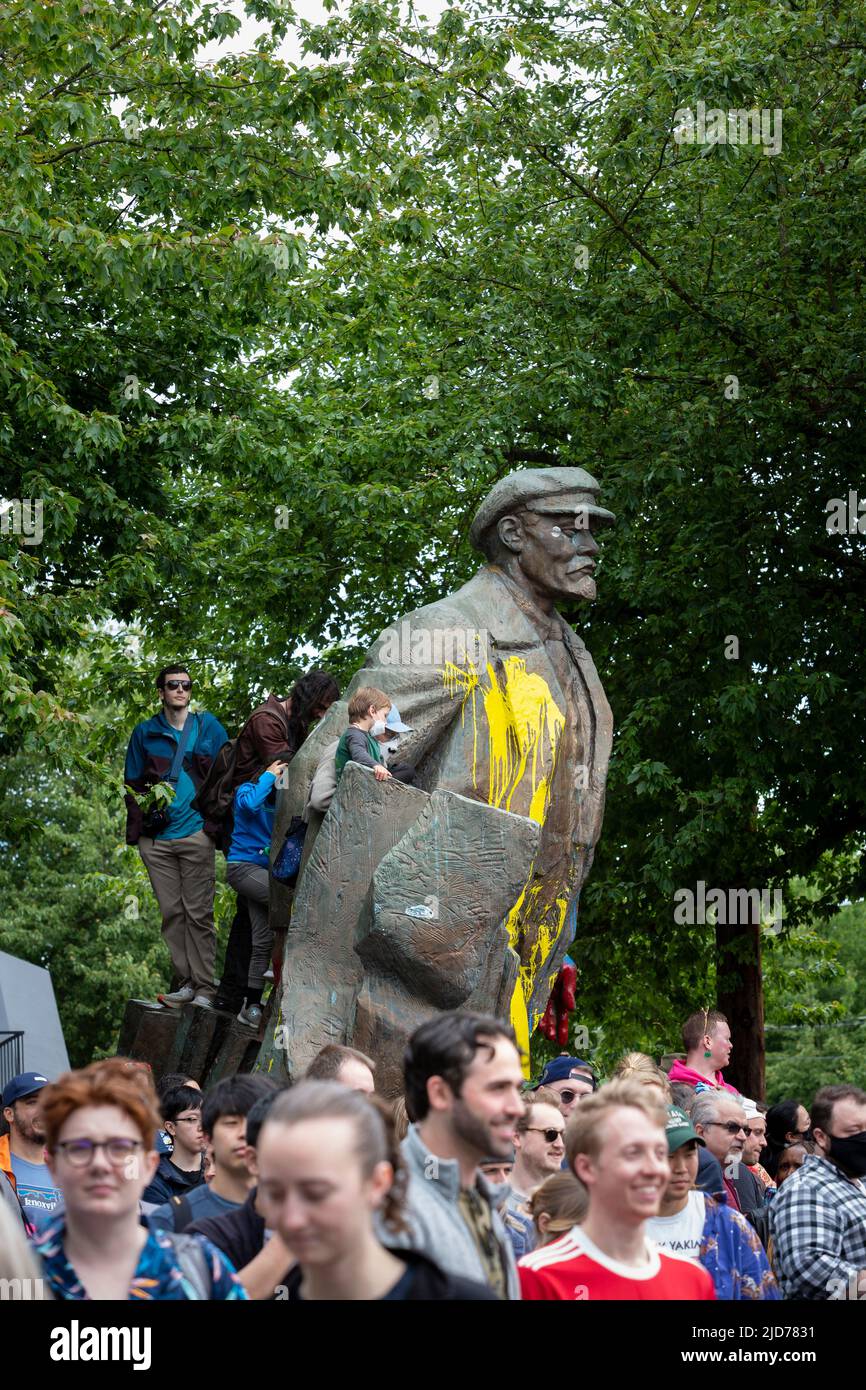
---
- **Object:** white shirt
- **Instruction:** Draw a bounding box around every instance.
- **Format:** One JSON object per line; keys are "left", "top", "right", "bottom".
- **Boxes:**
{"left": 646, "top": 1189, "right": 706, "bottom": 1263}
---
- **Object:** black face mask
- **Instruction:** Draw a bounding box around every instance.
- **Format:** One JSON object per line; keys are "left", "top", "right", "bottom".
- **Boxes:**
{"left": 827, "top": 1131, "right": 866, "bottom": 1178}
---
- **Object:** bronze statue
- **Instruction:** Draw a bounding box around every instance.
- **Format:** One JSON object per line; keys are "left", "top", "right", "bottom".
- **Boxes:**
{"left": 260, "top": 468, "right": 614, "bottom": 1094}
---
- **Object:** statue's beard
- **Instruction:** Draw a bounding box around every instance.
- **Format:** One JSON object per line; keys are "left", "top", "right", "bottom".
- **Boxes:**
{"left": 570, "top": 573, "right": 597, "bottom": 602}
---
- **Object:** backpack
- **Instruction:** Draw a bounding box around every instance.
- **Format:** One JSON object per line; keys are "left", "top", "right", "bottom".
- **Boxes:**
{"left": 169, "top": 1192, "right": 194, "bottom": 1232}
{"left": 191, "top": 699, "right": 291, "bottom": 827}
{"left": 163, "top": 1230, "right": 213, "bottom": 1300}
{"left": 189, "top": 737, "right": 239, "bottom": 824}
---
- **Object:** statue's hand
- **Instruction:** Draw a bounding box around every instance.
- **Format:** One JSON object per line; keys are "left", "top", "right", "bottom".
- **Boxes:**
{"left": 539, "top": 961, "right": 578, "bottom": 1047}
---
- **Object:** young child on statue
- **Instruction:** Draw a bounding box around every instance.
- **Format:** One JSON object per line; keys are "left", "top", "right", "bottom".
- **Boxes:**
{"left": 334, "top": 686, "right": 393, "bottom": 782}
{"left": 334, "top": 686, "right": 416, "bottom": 786}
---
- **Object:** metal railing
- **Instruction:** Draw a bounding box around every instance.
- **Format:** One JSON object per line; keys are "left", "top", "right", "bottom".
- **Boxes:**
{"left": 0, "top": 1031, "right": 24, "bottom": 1093}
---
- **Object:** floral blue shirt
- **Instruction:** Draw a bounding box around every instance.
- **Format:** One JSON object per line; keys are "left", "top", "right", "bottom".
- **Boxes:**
{"left": 33, "top": 1216, "right": 248, "bottom": 1301}
{"left": 699, "top": 1195, "right": 780, "bottom": 1300}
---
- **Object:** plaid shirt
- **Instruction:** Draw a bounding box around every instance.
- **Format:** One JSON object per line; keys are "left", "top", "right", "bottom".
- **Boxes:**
{"left": 769, "top": 1154, "right": 866, "bottom": 1299}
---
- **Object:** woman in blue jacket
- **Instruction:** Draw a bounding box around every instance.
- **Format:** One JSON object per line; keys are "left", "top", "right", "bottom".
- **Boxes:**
{"left": 226, "top": 755, "right": 290, "bottom": 1029}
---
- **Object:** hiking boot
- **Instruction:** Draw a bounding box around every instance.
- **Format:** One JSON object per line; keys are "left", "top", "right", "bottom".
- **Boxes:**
{"left": 157, "top": 986, "right": 195, "bottom": 1008}
{"left": 237, "top": 1003, "right": 263, "bottom": 1031}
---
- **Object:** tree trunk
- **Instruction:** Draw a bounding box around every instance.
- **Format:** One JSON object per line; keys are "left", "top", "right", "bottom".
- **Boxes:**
{"left": 715, "top": 888, "right": 765, "bottom": 1100}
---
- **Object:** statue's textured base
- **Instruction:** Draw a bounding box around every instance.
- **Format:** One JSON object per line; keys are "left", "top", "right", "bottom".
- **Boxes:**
{"left": 272, "top": 763, "right": 538, "bottom": 1096}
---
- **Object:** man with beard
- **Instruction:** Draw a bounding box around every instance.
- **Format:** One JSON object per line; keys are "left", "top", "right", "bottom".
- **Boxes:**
{"left": 504, "top": 1090, "right": 567, "bottom": 1257}
{"left": 771, "top": 1085, "right": 866, "bottom": 1300}
{"left": 691, "top": 1092, "right": 764, "bottom": 1216}
{"left": 393, "top": 1013, "right": 524, "bottom": 1298}
{"left": 1, "top": 1072, "right": 62, "bottom": 1233}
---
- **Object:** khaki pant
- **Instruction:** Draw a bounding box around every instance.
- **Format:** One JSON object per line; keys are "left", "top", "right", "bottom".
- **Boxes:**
{"left": 138, "top": 830, "right": 216, "bottom": 998}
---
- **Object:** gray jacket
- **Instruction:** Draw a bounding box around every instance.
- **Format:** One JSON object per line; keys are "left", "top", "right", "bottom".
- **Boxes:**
{"left": 388, "top": 1125, "right": 520, "bottom": 1299}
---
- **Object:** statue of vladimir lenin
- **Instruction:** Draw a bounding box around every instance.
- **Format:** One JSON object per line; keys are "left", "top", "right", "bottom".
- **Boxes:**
{"left": 262, "top": 468, "right": 614, "bottom": 1094}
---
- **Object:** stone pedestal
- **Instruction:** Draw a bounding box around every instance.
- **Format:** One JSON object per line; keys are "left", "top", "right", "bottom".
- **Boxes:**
{"left": 115, "top": 998, "right": 262, "bottom": 1087}
{"left": 117, "top": 1001, "right": 182, "bottom": 1075}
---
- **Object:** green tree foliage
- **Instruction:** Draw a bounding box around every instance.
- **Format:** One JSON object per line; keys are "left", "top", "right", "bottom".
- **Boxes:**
{"left": 0, "top": 739, "right": 238, "bottom": 1066}
{"left": 1, "top": 0, "right": 864, "bottom": 1073}
{"left": 0, "top": 755, "right": 167, "bottom": 1066}
{"left": 764, "top": 898, "right": 866, "bottom": 1100}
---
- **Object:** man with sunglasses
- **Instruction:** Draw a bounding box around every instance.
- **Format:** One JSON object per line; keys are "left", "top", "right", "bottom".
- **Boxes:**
{"left": 530, "top": 1055, "right": 597, "bottom": 1122}
{"left": 691, "top": 1092, "right": 765, "bottom": 1217}
{"left": 124, "top": 664, "right": 229, "bottom": 1008}
{"left": 504, "top": 1090, "right": 566, "bottom": 1255}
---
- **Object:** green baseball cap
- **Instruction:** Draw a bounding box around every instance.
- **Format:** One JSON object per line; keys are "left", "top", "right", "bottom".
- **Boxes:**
{"left": 665, "top": 1104, "right": 705, "bottom": 1154}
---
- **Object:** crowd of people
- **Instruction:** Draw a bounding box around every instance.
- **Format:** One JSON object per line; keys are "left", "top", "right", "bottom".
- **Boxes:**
{"left": 2, "top": 1007, "right": 865, "bottom": 1301}
{"left": 1, "top": 664, "right": 861, "bottom": 1301}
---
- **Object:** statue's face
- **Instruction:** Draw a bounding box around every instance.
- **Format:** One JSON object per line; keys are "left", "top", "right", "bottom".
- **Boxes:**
{"left": 499, "top": 508, "right": 602, "bottom": 604}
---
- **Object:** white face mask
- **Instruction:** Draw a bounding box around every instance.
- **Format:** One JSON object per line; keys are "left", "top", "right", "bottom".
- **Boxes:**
{"left": 370, "top": 719, "right": 387, "bottom": 737}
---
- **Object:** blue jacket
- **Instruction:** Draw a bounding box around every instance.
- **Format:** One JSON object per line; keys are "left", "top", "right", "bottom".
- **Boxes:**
{"left": 227, "top": 773, "right": 277, "bottom": 864}
{"left": 124, "top": 710, "right": 228, "bottom": 844}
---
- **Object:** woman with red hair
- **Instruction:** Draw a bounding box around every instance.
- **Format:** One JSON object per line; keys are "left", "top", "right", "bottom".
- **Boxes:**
{"left": 33, "top": 1059, "right": 246, "bottom": 1300}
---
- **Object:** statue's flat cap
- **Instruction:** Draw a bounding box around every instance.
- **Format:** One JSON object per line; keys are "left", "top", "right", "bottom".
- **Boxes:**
{"left": 469, "top": 467, "right": 616, "bottom": 551}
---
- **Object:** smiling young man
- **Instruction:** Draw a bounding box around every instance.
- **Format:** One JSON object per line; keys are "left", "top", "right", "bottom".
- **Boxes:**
{"left": 393, "top": 1012, "right": 525, "bottom": 1299}
{"left": 518, "top": 1080, "right": 715, "bottom": 1300}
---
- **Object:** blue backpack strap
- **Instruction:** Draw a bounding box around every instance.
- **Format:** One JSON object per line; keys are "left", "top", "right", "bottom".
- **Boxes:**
{"left": 168, "top": 714, "right": 197, "bottom": 785}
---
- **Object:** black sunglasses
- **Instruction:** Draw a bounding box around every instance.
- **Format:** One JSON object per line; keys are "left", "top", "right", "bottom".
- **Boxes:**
{"left": 164, "top": 679, "right": 191, "bottom": 691}
{"left": 526, "top": 1127, "right": 565, "bottom": 1144}
{"left": 558, "top": 1087, "right": 592, "bottom": 1105}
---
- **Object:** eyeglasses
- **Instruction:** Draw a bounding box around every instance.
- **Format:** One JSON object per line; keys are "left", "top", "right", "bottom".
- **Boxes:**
{"left": 174, "top": 1114, "right": 203, "bottom": 1126}
{"left": 558, "top": 1088, "right": 591, "bottom": 1105}
{"left": 165, "top": 679, "right": 191, "bottom": 691}
{"left": 707, "top": 1121, "right": 749, "bottom": 1136}
{"left": 525, "top": 1127, "right": 565, "bottom": 1144}
{"left": 54, "top": 1138, "right": 144, "bottom": 1167}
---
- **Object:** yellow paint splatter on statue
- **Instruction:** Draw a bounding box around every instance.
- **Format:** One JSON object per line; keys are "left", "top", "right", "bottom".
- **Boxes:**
{"left": 443, "top": 661, "right": 571, "bottom": 1071}
{"left": 444, "top": 657, "right": 563, "bottom": 821}
{"left": 510, "top": 981, "right": 530, "bottom": 1067}
{"left": 443, "top": 661, "right": 480, "bottom": 780}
